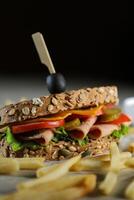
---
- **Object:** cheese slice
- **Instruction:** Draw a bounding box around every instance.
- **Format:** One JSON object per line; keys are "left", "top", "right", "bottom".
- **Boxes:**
{"left": 38, "top": 105, "right": 103, "bottom": 121}
{"left": 70, "top": 105, "right": 103, "bottom": 115}
{"left": 25, "top": 105, "right": 104, "bottom": 123}
{"left": 40, "top": 112, "right": 72, "bottom": 121}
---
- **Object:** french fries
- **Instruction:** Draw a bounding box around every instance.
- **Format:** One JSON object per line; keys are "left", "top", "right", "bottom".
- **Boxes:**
{"left": 0, "top": 174, "right": 96, "bottom": 200}
{"left": 71, "top": 158, "right": 103, "bottom": 171}
{"left": 0, "top": 157, "right": 45, "bottom": 173}
{"left": 120, "top": 151, "right": 132, "bottom": 161}
{"left": 99, "top": 171, "right": 118, "bottom": 195}
{"left": 73, "top": 151, "right": 132, "bottom": 173}
{"left": 0, "top": 158, "right": 19, "bottom": 174}
{"left": 28, "top": 174, "right": 96, "bottom": 192}
{"left": 93, "top": 154, "right": 110, "bottom": 161}
{"left": 99, "top": 143, "right": 133, "bottom": 196}
{"left": 125, "top": 157, "right": 134, "bottom": 168}
{"left": 18, "top": 155, "right": 81, "bottom": 189}
{"left": 8, "top": 188, "right": 83, "bottom": 200}
{"left": 0, "top": 187, "right": 92, "bottom": 200}
{"left": 114, "top": 152, "right": 132, "bottom": 171}
{"left": 125, "top": 180, "right": 134, "bottom": 200}
{"left": 37, "top": 155, "right": 80, "bottom": 178}
{"left": 128, "top": 142, "right": 134, "bottom": 153}
{"left": 110, "top": 142, "right": 121, "bottom": 173}
{"left": 16, "top": 158, "right": 45, "bottom": 170}
{"left": 99, "top": 142, "right": 120, "bottom": 195}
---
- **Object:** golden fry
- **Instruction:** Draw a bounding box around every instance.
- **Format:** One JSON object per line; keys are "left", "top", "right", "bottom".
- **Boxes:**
{"left": 0, "top": 187, "right": 91, "bottom": 200}
{"left": 16, "top": 158, "right": 45, "bottom": 170}
{"left": 99, "top": 142, "right": 121, "bottom": 195}
{"left": 18, "top": 155, "right": 81, "bottom": 189}
{"left": 110, "top": 142, "right": 121, "bottom": 173}
{"left": 71, "top": 158, "right": 102, "bottom": 171}
{"left": 30, "top": 174, "right": 95, "bottom": 192}
{"left": 0, "top": 158, "right": 19, "bottom": 174}
{"left": 0, "top": 196, "right": 9, "bottom": 200}
{"left": 93, "top": 154, "right": 110, "bottom": 161}
{"left": 0, "top": 174, "right": 96, "bottom": 200}
{"left": 99, "top": 171, "right": 118, "bottom": 195}
{"left": 125, "top": 158, "right": 134, "bottom": 168}
{"left": 120, "top": 152, "right": 132, "bottom": 161}
{"left": 128, "top": 143, "right": 134, "bottom": 153}
{"left": 36, "top": 155, "right": 80, "bottom": 178}
{"left": 42, "top": 186, "right": 91, "bottom": 200}
{"left": 125, "top": 180, "right": 134, "bottom": 200}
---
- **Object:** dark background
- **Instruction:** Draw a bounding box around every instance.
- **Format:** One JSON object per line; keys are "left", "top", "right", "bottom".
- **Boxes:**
{"left": 0, "top": 1, "right": 132, "bottom": 82}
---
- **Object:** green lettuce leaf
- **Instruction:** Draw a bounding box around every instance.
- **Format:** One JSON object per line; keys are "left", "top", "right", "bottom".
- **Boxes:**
{"left": 55, "top": 126, "right": 68, "bottom": 135}
{"left": 76, "top": 136, "right": 89, "bottom": 146}
{"left": 53, "top": 126, "right": 89, "bottom": 146}
{"left": 52, "top": 126, "right": 73, "bottom": 142}
{"left": 111, "top": 125, "right": 129, "bottom": 138}
{"left": 5, "top": 127, "right": 22, "bottom": 151}
{"left": 5, "top": 127, "right": 39, "bottom": 152}
{"left": 23, "top": 141, "right": 40, "bottom": 150}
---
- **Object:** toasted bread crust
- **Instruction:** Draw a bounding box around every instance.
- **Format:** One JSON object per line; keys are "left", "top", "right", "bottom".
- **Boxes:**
{"left": 0, "top": 86, "right": 118, "bottom": 127}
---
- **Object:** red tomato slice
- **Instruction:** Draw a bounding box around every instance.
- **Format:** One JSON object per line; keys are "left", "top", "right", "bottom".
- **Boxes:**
{"left": 12, "top": 120, "right": 65, "bottom": 134}
{"left": 107, "top": 113, "right": 131, "bottom": 125}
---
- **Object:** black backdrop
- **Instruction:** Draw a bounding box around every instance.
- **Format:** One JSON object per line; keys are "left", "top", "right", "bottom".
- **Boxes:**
{"left": 0, "top": 1, "right": 133, "bottom": 82}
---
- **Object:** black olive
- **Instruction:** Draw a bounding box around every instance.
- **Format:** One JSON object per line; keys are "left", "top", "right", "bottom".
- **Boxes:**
{"left": 46, "top": 73, "right": 66, "bottom": 94}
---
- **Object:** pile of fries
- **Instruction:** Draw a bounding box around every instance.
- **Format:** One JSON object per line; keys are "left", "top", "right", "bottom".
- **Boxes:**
{"left": 0, "top": 142, "right": 134, "bottom": 200}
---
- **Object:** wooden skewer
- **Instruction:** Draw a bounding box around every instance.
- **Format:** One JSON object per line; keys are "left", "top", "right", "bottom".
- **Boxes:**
{"left": 32, "top": 32, "right": 56, "bottom": 74}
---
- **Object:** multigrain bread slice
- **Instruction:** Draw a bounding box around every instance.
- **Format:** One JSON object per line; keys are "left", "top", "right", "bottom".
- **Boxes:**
{"left": 0, "top": 86, "right": 118, "bottom": 127}
{"left": 0, "top": 135, "right": 118, "bottom": 160}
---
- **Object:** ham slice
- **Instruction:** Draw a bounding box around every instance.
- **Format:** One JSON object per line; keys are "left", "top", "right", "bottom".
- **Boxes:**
{"left": 19, "top": 129, "right": 54, "bottom": 144}
{"left": 39, "top": 129, "right": 54, "bottom": 144}
{"left": 89, "top": 124, "right": 119, "bottom": 139}
{"left": 70, "top": 117, "right": 97, "bottom": 139}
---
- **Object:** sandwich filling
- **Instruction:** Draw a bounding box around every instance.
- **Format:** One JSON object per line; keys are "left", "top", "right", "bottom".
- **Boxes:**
{"left": 0, "top": 103, "right": 132, "bottom": 159}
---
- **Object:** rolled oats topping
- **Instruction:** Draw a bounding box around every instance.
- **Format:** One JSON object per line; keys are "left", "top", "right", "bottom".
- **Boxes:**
{"left": 32, "top": 98, "right": 43, "bottom": 107}
{"left": 22, "top": 107, "right": 30, "bottom": 115}
{"left": 8, "top": 108, "right": 15, "bottom": 116}
{"left": 64, "top": 101, "right": 74, "bottom": 108}
{"left": 51, "top": 97, "right": 58, "bottom": 106}
{"left": 68, "top": 146, "right": 77, "bottom": 152}
{"left": 47, "top": 104, "right": 54, "bottom": 112}
{"left": 98, "top": 87, "right": 105, "bottom": 93}
{"left": 31, "top": 106, "right": 37, "bottom": 115}
{"left": 79, "top": 93, "right": 85, "bottom": 102}
{"left": 109, "top": 89, "right": 115, "bottom": 95}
